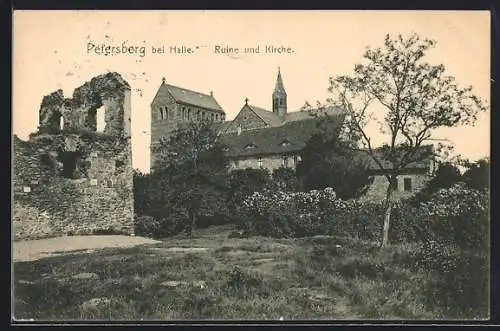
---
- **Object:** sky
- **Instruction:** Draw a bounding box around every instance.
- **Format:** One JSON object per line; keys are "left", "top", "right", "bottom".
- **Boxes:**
{"left": 13, "top": 10, "right": 490, "bottom": 173}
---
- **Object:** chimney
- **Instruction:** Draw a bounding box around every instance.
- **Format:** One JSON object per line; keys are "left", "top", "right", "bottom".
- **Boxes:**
{"left": 162, "top": 77, "right": 166, "bottom": 84}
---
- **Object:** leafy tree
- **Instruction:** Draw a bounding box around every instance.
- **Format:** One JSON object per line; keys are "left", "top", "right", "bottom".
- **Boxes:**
{"left": 326, "top": 33, "right": 487, "bottom": 247}
{"left": 410, "top": 162, "right": 462, "bottom": 204}
{"left": 296, "top": 130, "right": 372, "bottom": 199}
{"left": 132, "top": 169, "right": 151, "bottom": 217}
{"left": 151, "top": 121, "right": 230, "bottom": 236}
{"left": 462, "top": 157, "right": 490, "bottom": 191}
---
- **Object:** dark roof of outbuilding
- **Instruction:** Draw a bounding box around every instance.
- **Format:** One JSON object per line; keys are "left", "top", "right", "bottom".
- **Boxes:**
{"left": 362, "top": 145, "right": 434, "bottom": 171}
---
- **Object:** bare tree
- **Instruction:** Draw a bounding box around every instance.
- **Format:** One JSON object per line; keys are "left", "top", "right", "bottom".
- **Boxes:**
{"left": 328, "top": 33, "right": 487, "bottom": 248}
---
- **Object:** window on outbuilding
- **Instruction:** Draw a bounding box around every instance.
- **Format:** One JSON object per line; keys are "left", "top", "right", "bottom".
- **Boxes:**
{"left": 404, "top": 178, "right": 412, "bottom": 192}
{"left": 282, "top": 156, "right": 289, "bottom": 167}
{"left": 258, "top": 158, "right": 263, "bottom": 168}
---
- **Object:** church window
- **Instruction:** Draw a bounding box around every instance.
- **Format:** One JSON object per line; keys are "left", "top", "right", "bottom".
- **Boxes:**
{"left": 187, "top": 108, "right": 191, "bottom": 120}
{"left": 216, "top": 114, "right": 219, "bottom": 121}
{"left": 159, "top": 108, "right": 163, "bottom": 120}
{"left": 202, "top": 112, "right": 206, "bottom": 120}
{"left": 258, "top": 158, "right": 263, "bottom": 168}
{"left": 211, "top": 113, "right": 214, "bottom": 122}
{"left": 165, "top": 107, "right": 169, "bottom": 120}
{"left": 197, "top": 110, "right": 201, "bottom": 121}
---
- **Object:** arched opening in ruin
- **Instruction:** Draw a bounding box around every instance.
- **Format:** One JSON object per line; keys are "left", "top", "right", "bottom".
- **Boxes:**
{"left": 57, "top": 151, "right": 81, "bottom": 179}
{"left": 96, "top": 106, "right": 106, "bottom": 133}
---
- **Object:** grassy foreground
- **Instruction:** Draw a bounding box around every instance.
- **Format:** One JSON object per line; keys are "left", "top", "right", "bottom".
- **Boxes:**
{"left": 14, "top": 225, "right": 452, "bottom": 320}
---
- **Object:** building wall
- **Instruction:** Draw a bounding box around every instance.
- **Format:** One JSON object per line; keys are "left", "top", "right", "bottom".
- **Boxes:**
{"left": 228, "top": 151, "right": 431, "bottom": 201}
{"left": 230, "top": 153, "right": 300, "bottom": 173}
{"left": 150, "top": 89, "right": 225, "bottom": 169}
{"left": 13, "top": 134, "right": 134, "bottom": 241}
{"left": 224, "top": 105, "right": 267, "bottom": 134}
{"left": 13, "top": 72, "right": 135, "bottom": 241}
{"left": 363, "top": 172, "right": 432, "bottom": 201}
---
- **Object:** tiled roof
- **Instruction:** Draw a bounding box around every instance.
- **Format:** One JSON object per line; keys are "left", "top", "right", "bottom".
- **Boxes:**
{"left": 245, "top": 105, "right": 343, "bottom": 128}
{"left": 221, "top": 114, "right": 345, "bottom": 158}
{"left": 153, "top": 82, "right": 225, "bottom": 113}
{"left": 210, "top": 121, "right": 232, "bottom": 135}
{"left": 247, "top": 105, "right": 283, "bottom": 126}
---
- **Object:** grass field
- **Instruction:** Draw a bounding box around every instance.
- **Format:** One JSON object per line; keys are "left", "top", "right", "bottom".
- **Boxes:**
{"left": 13, "top": 225, "right": 452, "bottom": 320}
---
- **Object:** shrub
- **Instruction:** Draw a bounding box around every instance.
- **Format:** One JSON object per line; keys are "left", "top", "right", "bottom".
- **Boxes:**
{"left": 416, "top": 183, "right": 489, "bottom": 250}
{"left": 134, "top": 215, "right": 161, "bottom": 238}
{"left": 413, "top": 240, "right": 489, "bottom": 318}
{"left": 271, "top": 167, "right": 298, "bottom": 192}
{"left": 239, "top": 188, "right": 385, "bottom": 239}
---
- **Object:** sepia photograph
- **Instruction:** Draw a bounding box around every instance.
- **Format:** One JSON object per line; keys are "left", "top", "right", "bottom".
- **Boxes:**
{"left": 12, "top": 10, "right": 490, "bottom": 321}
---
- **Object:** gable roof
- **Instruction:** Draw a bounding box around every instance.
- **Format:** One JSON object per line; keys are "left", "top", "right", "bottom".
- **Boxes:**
{"left": 221, "top": 114, "right": 345, "bottom": 158}
{"left": 152, "top": 82, "right": 225, "bottom": 113}
{"left": 246, "top": 105, "right": 283, "bottom": 127}
{"left": 241, "top": 104, "right": 344, "bottom": 129}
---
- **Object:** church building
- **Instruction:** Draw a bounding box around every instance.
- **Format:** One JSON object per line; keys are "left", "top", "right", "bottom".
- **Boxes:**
{"left": 150, "top": 77, "right": 227, "bottom": 167}
{"left": 149, "top": 69, "right": 436, "bottom": 200}
{"left": 220, "top": 68, "right": 344, "bottom": 171}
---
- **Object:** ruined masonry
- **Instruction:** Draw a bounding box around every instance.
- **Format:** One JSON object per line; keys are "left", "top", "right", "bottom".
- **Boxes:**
{"left": 13, "top": 72, "right": 135, "bottom": 241}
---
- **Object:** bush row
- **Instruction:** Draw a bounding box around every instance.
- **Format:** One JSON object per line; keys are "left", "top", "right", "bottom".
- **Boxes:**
{"left": 236, "top": 182, "right": 489, "bottom": 249}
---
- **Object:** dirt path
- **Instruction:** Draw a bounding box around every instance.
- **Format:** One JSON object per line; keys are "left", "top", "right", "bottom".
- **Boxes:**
{"left": 13, "top": 235, "right": 161, "bottom": 262}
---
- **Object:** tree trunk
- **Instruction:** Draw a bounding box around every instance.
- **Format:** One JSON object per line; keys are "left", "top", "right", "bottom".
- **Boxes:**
{"left": 381, "top": 177, "right": 395, "bottom": 248}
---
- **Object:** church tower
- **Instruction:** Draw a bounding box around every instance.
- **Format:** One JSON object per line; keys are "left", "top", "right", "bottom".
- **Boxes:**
{"left": 272, "top": 67, "right": 287, "bottom": 117}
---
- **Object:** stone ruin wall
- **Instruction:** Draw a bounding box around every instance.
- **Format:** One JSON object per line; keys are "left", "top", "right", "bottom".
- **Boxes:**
{"left": 13, "top": 72, "right": 135, "bottom": 241}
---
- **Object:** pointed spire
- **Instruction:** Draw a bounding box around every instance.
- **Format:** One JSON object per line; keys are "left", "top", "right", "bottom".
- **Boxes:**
{"left": 273, "top": 67, "right": 286, "bottom": 95}
{"left": 272, "top": 67, "right": 287, "bottom": 117}
{"left": 162, "top": 77, "right": 166, "bottom": 84}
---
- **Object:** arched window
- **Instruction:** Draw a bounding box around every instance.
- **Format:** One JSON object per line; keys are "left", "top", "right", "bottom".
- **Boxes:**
{"left": 159, "top": 108, "right": 164, "bottom": 120}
